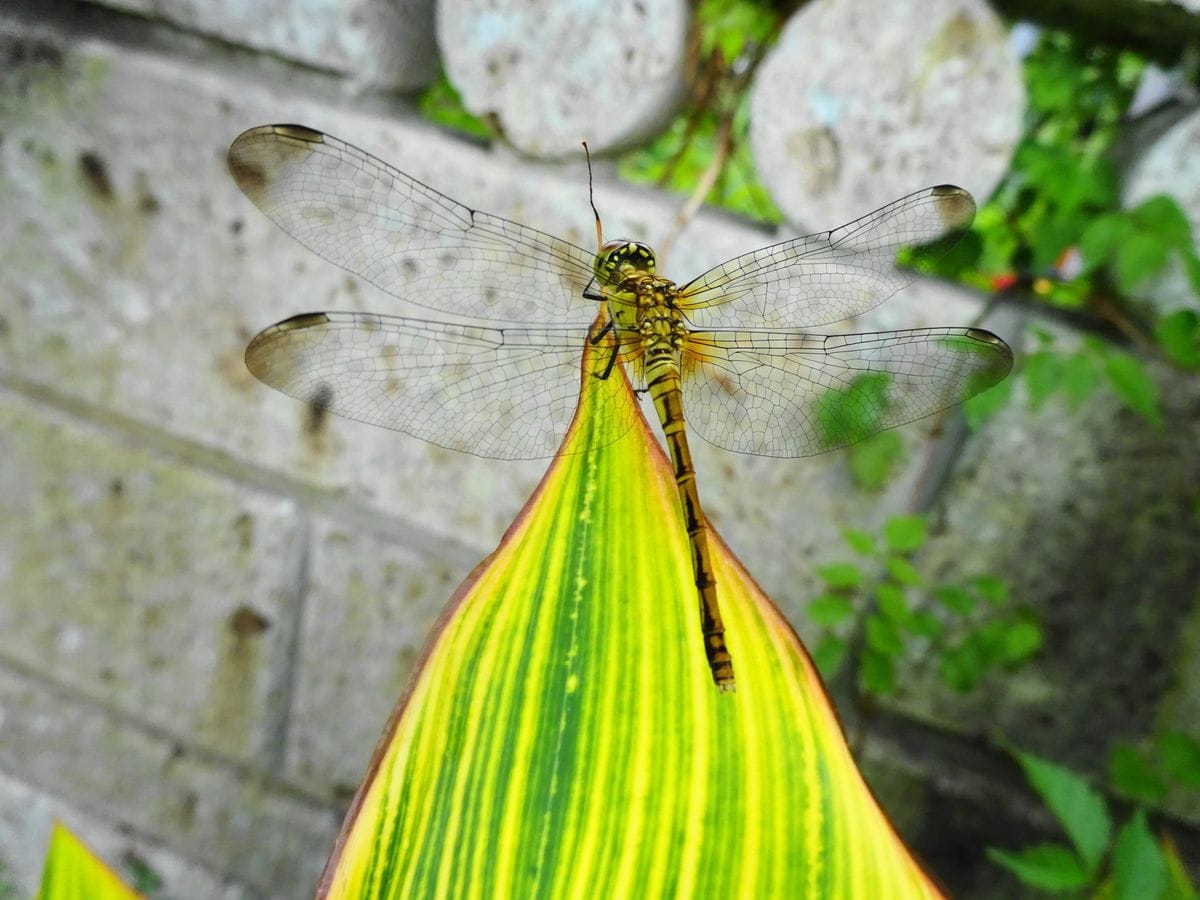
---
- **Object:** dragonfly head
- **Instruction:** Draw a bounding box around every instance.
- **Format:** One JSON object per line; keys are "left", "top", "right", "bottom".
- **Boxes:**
{"left": 594, "top": 240, "right": 657, "bottom": 285}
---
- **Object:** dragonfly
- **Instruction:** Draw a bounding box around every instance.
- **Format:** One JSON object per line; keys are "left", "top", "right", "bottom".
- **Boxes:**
{"left": 228, "top": 124, "right": 1012, "bottom": 693}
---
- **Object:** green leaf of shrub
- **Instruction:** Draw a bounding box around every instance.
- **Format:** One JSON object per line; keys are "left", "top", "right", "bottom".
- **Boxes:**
{"left": 886, "top": 557, "right": 922, "bottom": 587}
{"left": 843, "top": 528, "right": 876, "bottom": 556}
{"left": 1002, "top": 620, "right": 1043, "bottom": 664}
{"left": 1155, "top": 310, "right": 1200, "bottom": 369}
{"left": 809, "top": 593, "right": 855, "bottom": 626}
{"left": 848, "top": 431, "right": 906, "bottom": 492}
{"left": 1024, "top": 351, "right": 1065, "bottom": 410}
{"left": 875, "top": 583, "right": 913, "bottom": 628}
{"left": 971, "top": 575, "right": 1009, "bottom": 605}
{"left": 865, "top": 613, "right": 905, "bottom": 658}
{"left": 1079, "top": 212, "right": 1135, "bottom": 270}
{"left": 1112, "top": 809, "right": 1168, "bottom": 900}
{"left": 963, "top": 378, "right": 1012, "bottom": 428}
{"left": 1062, "top": 350, "right": 1102, "bottom": 410}
{"left": 818, "top": 562, "right": 864, "bottom": 589}
{"left": 812, "top": 633, "right": 848, "bottom": 679}
{"left": 987, "top": 843, "right": 1091, "bottom": 890}
{"left": 1132, "top": 195, "right": 1193, "bottom": 249}
{"left": 1108, "top": 744, "right": 1167, "bottom": 804}
{"left": 938, "top": 642, "right": 986, "bottom": 692}
{"left": 860, "top": 647, "right": 897, "bottom": 695}
{"left": 1103, "top": 351, "right": 1163, "bottom": 429}
{"left": 1115, "top": 233, "right": 1170, "bottom": 294}
{"left": 883, "top": 515, "right": 927, "bottom": 553}
{"left": 933, "top": 585, "right": 975, "bottom": 615}
{"left": 1157, "top": 731, "right": 1200, "bottom": 790}
{"left": 1012, "top": 749, "right": 1112, "bottom": 874}
{"left": 910, "top": 611, "right": 944, "bottom": 639}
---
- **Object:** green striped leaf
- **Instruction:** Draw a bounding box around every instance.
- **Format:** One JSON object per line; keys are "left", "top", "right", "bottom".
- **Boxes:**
{"left": 320, "top": 347, "right": 942, "bottom": 899}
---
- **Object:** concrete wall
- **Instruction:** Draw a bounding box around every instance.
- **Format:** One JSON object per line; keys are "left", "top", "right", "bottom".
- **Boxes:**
{"left": 1, "top": 0, "right": 1198, "bottom": 896}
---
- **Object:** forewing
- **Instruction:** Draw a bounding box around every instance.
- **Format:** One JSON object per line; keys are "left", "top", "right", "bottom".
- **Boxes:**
{"left": 245, "top": 312, "right": 642, "bottom": 459}
{"left": 678, "top": 186, "right": 975, "bottom": 329}
{"left": 228, "top": 125, "right": 598, "bottom": 325}
{"left": 680, "top": 327, "right": 1012, "bottom": 457}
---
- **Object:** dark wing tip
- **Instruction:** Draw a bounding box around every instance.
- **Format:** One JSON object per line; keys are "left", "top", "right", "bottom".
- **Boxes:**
{"left": 227, "top": 124, "right": 326, "bottom": 201}
{"left": 273, "top": 311, "right": 333, "bottom": 332}
{"left": 929, "top": 185, "right": 976, "bottom": 231}
{"left": 270, "top": 124, "right": 325, "bottom": 143}
{"left": 244, "top": 312, "right": 332, "bottom": 380}
{"left": 964, "top": 327, "right": 1015, "bottom": 391}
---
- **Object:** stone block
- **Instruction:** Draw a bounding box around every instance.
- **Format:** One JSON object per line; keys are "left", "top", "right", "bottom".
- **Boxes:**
{"left": 0, "top": 769, "right": 253, "bottom": 899}
{"left": 894, "top": 346, "right": 1200, "bottom": 812}
{"left": 438, "top": 0, "right": 688, "bottom": 156}
{"left": 0, "top": 666, "right": 339, "bottom": 897}
{"left": 285, "top": 515, "right": 467, "bottom": 798}
{"left": 84, "top": 0, "right": 437, "bottom": 90}
{"left": 750, "top": 0, "right": 1024, "bottom": 230}
{"left": 0, "top": 389, "right": 303, "bottom": 762}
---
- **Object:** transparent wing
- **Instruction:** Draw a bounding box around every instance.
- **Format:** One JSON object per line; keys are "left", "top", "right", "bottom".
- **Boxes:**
{"left": 245, "top": 312, "right": 643, "bottom": 459}
{"left": 679, "top": 327, "right": 1012, "bottom": 457}
{"left": 228, "top": 125, "right": 598, "bottom": 325}
{"left": 678, "top": 186, "right": 975, "bottom": 330}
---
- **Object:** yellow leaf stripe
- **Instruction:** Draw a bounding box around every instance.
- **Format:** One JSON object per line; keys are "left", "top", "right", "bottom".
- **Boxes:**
{"left": 320, "top": 349, "right": 943, "bottom": 899}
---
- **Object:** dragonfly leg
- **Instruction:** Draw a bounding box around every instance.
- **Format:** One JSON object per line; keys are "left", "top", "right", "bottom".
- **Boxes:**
{"left": 587, "top": 316, "right": 614, "bottom": 345}
{"left": 587, "top": 317, "right": 623, "bottom": 381}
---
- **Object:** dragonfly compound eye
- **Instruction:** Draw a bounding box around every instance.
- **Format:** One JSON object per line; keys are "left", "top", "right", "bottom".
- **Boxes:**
{"left": 595, "top": 240, "right": 657, "bottom": 282}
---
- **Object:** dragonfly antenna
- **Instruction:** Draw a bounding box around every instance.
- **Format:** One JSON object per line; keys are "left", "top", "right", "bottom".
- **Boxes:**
{"left": 582, "top": 141, "right": 603, "bottom": 250}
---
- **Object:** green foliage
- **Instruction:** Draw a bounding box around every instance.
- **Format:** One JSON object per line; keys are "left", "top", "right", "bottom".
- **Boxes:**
{"left": 1155, "top": 310, "right": 1200, "bottom": 369}
{"left": 1011, "top": 330, "right": 1165, "bottom": 429}
{"left": 990, "top": 746, "right": 1199, "bottom": 899}
{"left": 122, "top": 852, "right": 162, "bottom": 895}
{"left": 1080, "top": 196, "right": 1199, "bottom": 297}
{"left": 416, "top": 71, "right": 491, "bottom": 141}
{"left": 846, "top": 431, "right": 906, "bottom": 492}
{"left": 925, "top": 30, "right": 1149, "bottom": 304}
{"left": 807, "top": 515, "right": 1040, "bottom": 696}
{"left": 618, "top": 0, "right": 783, "bottom": 222}
{"left": 697, "top": 0, "right": 776, "bottom": 62}
{"left": 1109, "top": 731, "right": 1200, "bottom": 805}
{"left": 618, "top": 92, "right": 781, "bottom": 223}
{"left": 813, "top": 373, "right": 909, "bottom": 491}
{"left": 912, "top": 30, "right": 1198, "bottom": 424}
{"left": 962, "top": 376, "right": 1013, "bottom": 429}
{"left": 1111, "top": 811, "right": 1170, "bottom": 900}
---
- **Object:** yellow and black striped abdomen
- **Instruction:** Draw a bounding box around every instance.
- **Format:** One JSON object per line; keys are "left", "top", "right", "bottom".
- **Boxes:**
{"left": 644, "top": 348, "right": 735, "bottom": 690}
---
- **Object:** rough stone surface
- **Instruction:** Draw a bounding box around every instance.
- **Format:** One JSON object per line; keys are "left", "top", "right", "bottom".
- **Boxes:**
{"left": 437, "top": 0, "right": 688, "bottom": 156}
{"left": 901, "top": 344, "right": 1200, "bottom": 805}
{"left": 0, "top": 390, "right": 304, "bottom": 761}
{"left": 1123, "top": 105, "right": 1200, "bottom": 316}
{"left": 750, "top": 0, "right": 1024, "bottom": 230}
{"left": 0, "top": 664, "right": 339, "bottom": 897}
{"left": 85, "top": 0, "right": 438, "bottom": 90}
{"left": 0, "top": 13, "right": 554, "bottom": 554}
{"left": 0, "top": 770, "right": 252, "bottom": 899}
{"left": 286, "top": 516, "right": 464, "bottom": 798}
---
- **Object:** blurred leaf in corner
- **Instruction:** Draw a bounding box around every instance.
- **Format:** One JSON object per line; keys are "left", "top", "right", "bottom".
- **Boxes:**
{"left": 38, "top": 822, "right": 142, "bottom": 900}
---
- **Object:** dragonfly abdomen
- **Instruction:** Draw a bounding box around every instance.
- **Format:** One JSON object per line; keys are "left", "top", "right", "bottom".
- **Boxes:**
{"left": 644, "top": 352, "right": 735, "bottom": 691}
